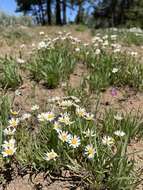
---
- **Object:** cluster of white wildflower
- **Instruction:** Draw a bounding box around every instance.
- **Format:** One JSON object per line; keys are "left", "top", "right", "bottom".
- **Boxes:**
{"left": 58, "top": 113, "right": 73, "bottom": 125}
{"left": 1, "top": 95, "right": 127, "bottom": 163}
{"left": 1, "top": 108, "right": 32, "bottom": 157}
{"left": 90, "top": 33, "right": 123, "bottom": 56}
{"left": 76, "top": 107, "right": 94, "bottom": 120}
{"left": 36, "top": 31, "right": 81, "bottom": 51}
{"left": 31, "top": 104, "right": 40, "bottom": 111}
{"left": 38, "top": 111, "right": 55, "bottom": 122}
{"left": 1, "top": 110, "right": 20, "bottom": 157}
{"left": 2, "top": 139, "right": 16, "bottom": 157}
{"left": 35, "top": 96, "right": 96, "bottom": 160}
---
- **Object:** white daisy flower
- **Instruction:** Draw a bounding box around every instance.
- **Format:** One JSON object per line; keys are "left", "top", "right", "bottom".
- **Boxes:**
{"left": 31, "top": 105, "right": 39, "bottom": 111}
{"left": 114, "top": 114, "right": 123, "bottom": 121}
{"left": 2, "top": 147, "right": 16, "bottom": 157}
{"left": 95, "top": 49, "right": 101, "bottom": 55}
{"left": 112, "top": 68, "right": 119, "bottom": 73}
{"left": 59, "top": 100, "right": 73, "bottom": 107}
{"left": 20, "top": 44, "right": 25, "bottom": 49}
{"left": 44, "top": 112, "right": 55, "bottom": 122}
{"left": 15, "top": 90, "right": 22, "bottom": 96}
{"left": 58, "top": 113, "right": 73, "bottom": 125}
{"left": 102, "top": 136, "right": 114, "bottom": 146}
{"left": 68, "top": 135, "right": 80, "bottom": 148}
{"left": 114, "top": 130, "right": 126, "bottom": 137}
{"left": 17, "top": 58, "right": 25, "bottom": 64}
{"left": 70, "top": 96, "right": 80, "bottom": 103}
{"left": 83, "top": 129, "right": 96, "bottom": 138}
{"left": 37, "top": 113, "right": 47, "bottom": 122}
{"left": 84, "top": 144, "right": 96, "bottom": 159}
{"left": 110, "top": 35, "right": 117, "bottom": 40}
{"left": 84, "top": 113, "right": 94, "bottom": 121}
{"left": 2, "top": 139, "right": 16, "bottom": 149}
{"left": 130, "top": 51, "right": 138, "bottom": 57}
{"left": 75, "top": 48, "right": 80, "bottom": 52}
{"left": 53, "top": 121, "right": 62, "bottom": 132}
{"left": 39, "top": 31, "right": 45, "bottom": 35}
{"left": 8, "top": 118, "right": 19, "bottom": 128}
{"left": 113, "top": 48, "right": 121, "bottom": 53}
{"left": 44, "top": 149, "right": 58, "bottom": 161}
{"left": 58, "top": 131, "right": 71, "bottom": 143}
{"left": 20, "top": 113, "right": 31, "bottom": 121}
{"left": 4, "top": 127, "right": 16, "bottom": 136}
{"left": 76, "top": 107, "right": 86, "bottom": 117}
{"left": 38, "top": 41, "right": 47, "bottom": 49}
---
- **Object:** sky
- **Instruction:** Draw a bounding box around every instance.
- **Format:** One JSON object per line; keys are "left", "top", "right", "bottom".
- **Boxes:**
{"left": 0, "top": 0, "right": 93, "bottom": 21}
{"left": 0, "top": 0, "right": 76, "bottom": 20}
{"left": 0, "top": 0, "right": 18, "bottom": 15}
{"left": 0, "top": 0, "right": 75, "bottom": 20}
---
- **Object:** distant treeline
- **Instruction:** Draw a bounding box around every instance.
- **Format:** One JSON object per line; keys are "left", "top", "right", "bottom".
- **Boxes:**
{"left": 15, "top": 0, "right": 143, "bottom": 28}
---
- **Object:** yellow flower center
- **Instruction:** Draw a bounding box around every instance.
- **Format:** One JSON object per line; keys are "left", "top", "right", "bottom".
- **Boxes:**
{"left": 12, "top": 111, "right": 18, "bottom": 115}
{"left": 88, "top": 148, "right": 94, "bottom": 155}
{"left": 79, "top": 112, "right": 84, "bottom": 116}
{"left": 11, "top": 121, "right": 17, "bottom": 127}
{"left": 71, "top": 138, "right": 77, "bottom": 145}
{"left": 48, "top": 114, "right": 54, "bottom": 119}
{"left": 54, "top": 124, "right": 59, "bottom": 129}
{"left": 62, "top": 135, "right": 67, "bottom": 141}
{"left": 5, "top": 149, "right": 13, "bottom": 155}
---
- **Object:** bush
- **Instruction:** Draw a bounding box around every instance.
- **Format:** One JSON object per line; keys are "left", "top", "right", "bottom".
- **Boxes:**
{"left": 27, "top": 38, "right": 77, "bottom": 88}
{"left": 0, "top": 57, "right": 22, "bottom": 89}
{"left": 86, "top": 51, "right": 143, "bottom": 92}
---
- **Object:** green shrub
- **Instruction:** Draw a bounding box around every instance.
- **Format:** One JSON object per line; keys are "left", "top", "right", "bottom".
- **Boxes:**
{"left": 0, "top": 57, "right": 22, "bottom": 89}
{"left": 120, "top": 32, "right": 143, "bottom": 46}
{"left": 27, "top": 42, "right": 76, "bottom": 88}
{"left": 85, "top": 50, "right": 143, "bottom": 92}
{"left": 75, "top": 24, "right": 88, "bottom": 32}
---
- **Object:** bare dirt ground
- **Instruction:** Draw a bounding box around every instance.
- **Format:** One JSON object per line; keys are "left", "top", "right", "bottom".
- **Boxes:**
{"left": 1, "top": 26, "right": 143, "bottom": 190}
{"left": 5, "top": 171, "right": 83, "bottom": 190}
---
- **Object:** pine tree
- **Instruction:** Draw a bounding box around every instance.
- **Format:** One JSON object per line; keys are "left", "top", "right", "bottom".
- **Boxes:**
{"left": 125, "top": 0, "right": 143, "bottom": 28}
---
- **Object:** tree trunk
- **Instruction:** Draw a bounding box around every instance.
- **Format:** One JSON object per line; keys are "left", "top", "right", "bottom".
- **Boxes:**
{"left": 56, "top": 0, "right": 62, "bottom": 25}
{"left": 38, "top": 0, "right": 46, "bottom": 25}
{"left": 110, "top": 0, "right": 117, "bottom": 26}
{"left": 62, "top": 0, "right": 67, "bottom": 24}
{"left": 33, "top": 6, "right": 40, "bottom": 25}
{"left": 76, "top": 0, "right": 83, "bottom": 24}
{"left": 47, "top": 0, "right": 52, "bottom": 25}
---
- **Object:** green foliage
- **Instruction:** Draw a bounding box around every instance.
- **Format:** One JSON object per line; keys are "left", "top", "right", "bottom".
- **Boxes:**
{"left": 0, "top": 95, "right": 10, "bottom": 168}
{"left": 120, "top": 32, "right": 143, "bottom": 46}
{"left": 91, "top": 29, "right": 143, "bottom": 46}
{"left": 0, "top": 95, "right": 11, "bottom": 127}
{"left": 0, "top": 57, "right": 22, "bottom": 89}
{"left": 27, "top": 42, "right": 76, "bottom": 88}
{"left": 125, "top": 0, "right": 143, "bottom": 28}
{"left": 75, "top": 24, "right": 88, "bottom": 32}
{"left": 85, "top": 50, "right": 143, "bottom": 92}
